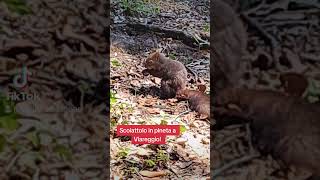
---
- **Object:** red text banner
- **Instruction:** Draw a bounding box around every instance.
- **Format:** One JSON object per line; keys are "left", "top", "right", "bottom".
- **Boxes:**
{"left": 116, "top": 125, "right": 180, "bottom": 144}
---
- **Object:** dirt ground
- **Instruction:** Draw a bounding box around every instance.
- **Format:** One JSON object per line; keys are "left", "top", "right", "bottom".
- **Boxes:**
{"left": 0, "top": 0, "right": 107, "bottom": 179}
{"left": 110, "top": 0, "right": 210, "bottom": 179}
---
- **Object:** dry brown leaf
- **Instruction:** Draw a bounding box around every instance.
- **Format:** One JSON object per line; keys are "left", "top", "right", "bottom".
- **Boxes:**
{"left": 167, "top": 98, "right": 178, "bottom": 103}
{"left": 201, "top": 138, "right": 210, "bottom": 145}
{"left": 152, "top": 77, "right": 162, "bottom": 85}
{"left": 139, "top": 170, "right": 166, "bottom": 178}
{"left": 142, "top": 178, "right": 162, "bottom": 180}
{"left": 143, "top": 99, "right": 155, "bottom": 107}
{"left": 147, "top": 108, "right": 161, "bottom": 114}
{"left": 176, "top": 137, "right": 187, "bottom": 145}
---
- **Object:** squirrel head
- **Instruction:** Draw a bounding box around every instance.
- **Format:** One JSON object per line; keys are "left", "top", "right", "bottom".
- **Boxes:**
{"left": 144, "top": 49, "right": 164, "bottom": 70}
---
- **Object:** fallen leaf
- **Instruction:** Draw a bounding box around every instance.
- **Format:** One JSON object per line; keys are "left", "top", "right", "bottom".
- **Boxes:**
{"left": 139, "top": 170, "right": 166, "bottom": 178}
{"left": 176, "top": 137, "right": 187, "bottom": 145}
{"left": 143, "top": 178, "right": 161, "bottom": 180}
{"left": 143, "top": 99, "right": 154, "bottom": 107}
{"left": 167, "top": 98, "right": 178, "bottom": 103}
{"left": 136, "top": 148, "right": 153, "bottom": 156}
{"left": 147, "top": 108, "right": 160, "bottom": 114}
{"left": 128, "top": 69, "right": 142, "bottom": 78}
{"left": 152, "top": 77, "right": 161, "bottom": 85}
{"left": 202, "top": 138, "right": 210, "bottom": 145}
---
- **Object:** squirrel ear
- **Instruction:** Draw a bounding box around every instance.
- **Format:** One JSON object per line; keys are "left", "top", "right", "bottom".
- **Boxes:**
{"left": 155, "top": 48, "right": 163, "bottom": 53}
{"left": 197, "top": 84, "right": 207, "bottom": 92}
{"left": 153, "top": 51, "right": 160, "bottom": 61}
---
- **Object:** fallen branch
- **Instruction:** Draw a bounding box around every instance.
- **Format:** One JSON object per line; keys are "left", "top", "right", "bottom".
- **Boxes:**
{"left": 300, "top": 53, "right": 320, "bottom": 63}
{"left": 212, "top": 153, "right": 259, "bottom": 178}
{"left": 215, "top": 132, "right": 246, "bottom": 149}
{"left": 185, "top": 65, "right": 198, "bottom": 83}
{"left": 125, "top": 23, "right": 210, "bottom": 50}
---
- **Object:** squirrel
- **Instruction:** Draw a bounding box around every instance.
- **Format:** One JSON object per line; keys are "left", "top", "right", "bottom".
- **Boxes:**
{"left": 214, "top": 87, "right": 320, "bottom": 178}
{"left": 176, "top": 84, "right": 210, "bottom": 119}
{"left": 142, "top": 50, "right": 188, "bottom": 99}
{"left": 212, "top": 0, "right": 247, "bottom": 92}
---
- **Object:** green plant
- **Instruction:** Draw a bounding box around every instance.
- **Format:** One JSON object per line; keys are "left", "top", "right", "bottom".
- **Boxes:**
{"left": 26, "top": 131, "right": 40, "bottom": 148}
{"left": 117, "top": 147, "right": 130, "bottom": 158}
{"left": 204, "top": 24, "right": 210, "bottom": 32}
{"left": 110, "top": 90, "right": 134, "bottom": 124}
{"left": 0, "top": 93, "right": 19, "bottom": 132}
{"left": 110, "top": 90, "right": 117, "bottom": 106}
{"left": 110, "top": 119, "right": 117, "bottom": 128}
{"left": 119, "top": 0, "right": 160, "bottom": 16}
{"left": 53, "top": 144, "right": 72, "bottom": 161}
{"left": 144, "top": 159, "right": 156, "bottom": 167}
{"left": 180, "top": 125, "right": 186, "bottom": 134}
{"left": 111, "top": 58, "right": 122, "bottom": 67}
{"left": 304, "top": 79, "right": 320, "bottom": 103}
{"left": 156, "top": 149, "right": 169, "bottom": 164}
{"left": 0, "top": 135, "right": 6, "bottom": 152}
{"left": 2, "top": 0, "right": 32, "bottom": 15}
{"left": 168, "top": 53, "right": 176, "bottom": 60}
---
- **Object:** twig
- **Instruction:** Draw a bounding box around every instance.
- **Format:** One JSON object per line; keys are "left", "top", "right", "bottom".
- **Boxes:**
{"left": 173, "top": 110, "right": 191, "bottom": 123}
{"left": 240, "top": 13, "right": 281, "bottom": 70}
{"left": 185, "top": 65, "right": 198, "bottom": 83}
{"left": 300, "top": 53, "right": 320, "bottom": 63}
{"left": 6, "top": 149, "right": 27, "bottom": 172}
{"left": 246, "top": 124, "right": 255, "bottom": 154}
{"left": 212, "top": 153, "right": 260, "bottom": 178}
{"left": 165, "top": 164, "right": 179, "bottom": 177}
{"left": 135, "top": 168, "right": 145, "bottom": 180}
{"left": 215, "top": 132, "right": 246, "bottom": 149}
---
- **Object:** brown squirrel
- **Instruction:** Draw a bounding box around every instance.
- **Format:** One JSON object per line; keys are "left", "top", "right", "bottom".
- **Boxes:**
{"left": 143, "top": 50, "right": 188, "bottom": 99}
{"left": 214, "top": 87, "right": 320, "bottom": 178}
{"left": 176, "top": 85, "right": 210, "bottom": 119}
{"left": 212, "top": 0, "right": 247, "bottom": 92}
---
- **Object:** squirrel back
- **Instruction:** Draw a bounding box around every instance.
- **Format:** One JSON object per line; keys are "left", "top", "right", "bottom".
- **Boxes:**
{"left": 177, "top": 85, "right": 210, "bottom": 118}
{"left": 144, "top": 51, "right": 187, "bottom": 80}
{"left": 143, "top": 50, "right": 188, "bottom": 99}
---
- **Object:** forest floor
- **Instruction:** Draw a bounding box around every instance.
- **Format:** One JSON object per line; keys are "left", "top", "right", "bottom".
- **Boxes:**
{"left": 0, "top": 0, "right": 107, "bottom": 179}
{"left": 213, "top": 1, "right": 320, "bottom": 180}
{"left": 110, "top": 0, "right": 210, "bottom": 179}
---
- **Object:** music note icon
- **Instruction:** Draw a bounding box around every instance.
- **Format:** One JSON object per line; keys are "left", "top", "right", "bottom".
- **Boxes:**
{"left": 13, "top": 66, "right": 28, "bottom": 89}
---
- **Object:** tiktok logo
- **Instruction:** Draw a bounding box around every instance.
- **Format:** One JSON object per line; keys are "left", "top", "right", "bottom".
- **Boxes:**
{"left": 13, "top": 66, "right": 28, "bottom": 89}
